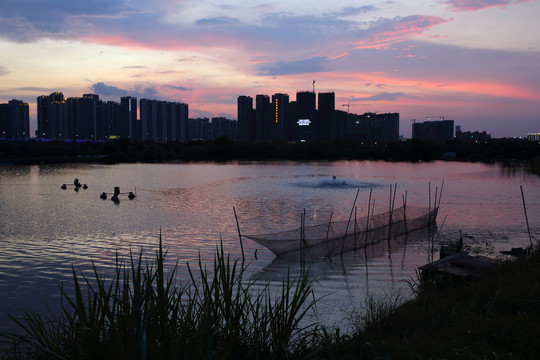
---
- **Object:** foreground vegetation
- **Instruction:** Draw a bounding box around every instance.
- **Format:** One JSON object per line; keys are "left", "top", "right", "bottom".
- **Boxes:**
{"left": 1, "top": 239, "right": 322, "bottom": 359}
{"left": 329, "top": 244, "right": 540, "bottom": 359}
{"left": 2, "top": 137, "right": 540, "bottom": 164}
{"left": 2, "top": 236, "right": 540, "bottom": 359}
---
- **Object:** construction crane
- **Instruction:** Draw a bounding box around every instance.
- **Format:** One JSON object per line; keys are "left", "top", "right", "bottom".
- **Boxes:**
{"left": 342, "top": 102, "right": 371, "bottom": 114}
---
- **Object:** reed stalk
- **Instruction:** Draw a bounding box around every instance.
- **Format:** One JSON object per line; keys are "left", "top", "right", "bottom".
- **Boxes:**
{"left": 1, "top": 235, "right": 321, "bottom": 359}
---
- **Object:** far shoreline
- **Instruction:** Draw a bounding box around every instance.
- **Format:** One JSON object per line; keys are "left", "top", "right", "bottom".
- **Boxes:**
{"left": 1, "top": 138, "right": 540, "bottom": 174}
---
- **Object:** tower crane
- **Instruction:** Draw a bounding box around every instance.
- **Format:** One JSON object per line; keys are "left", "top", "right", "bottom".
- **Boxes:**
{"left": 342, "top": 102, "right": 371, "bottom": 114}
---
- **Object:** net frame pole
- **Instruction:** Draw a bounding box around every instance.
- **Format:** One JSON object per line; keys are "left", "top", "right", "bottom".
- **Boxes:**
{"left": 233, "top": 206, "right": 245, "bottom": 264}
{"left": 341, "top": 188, "right": 360, "bottom": 254}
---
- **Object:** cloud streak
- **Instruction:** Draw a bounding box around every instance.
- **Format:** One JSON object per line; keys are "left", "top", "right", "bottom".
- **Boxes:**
{"left": 443, "top": 0, "right": 530, "bottom": 12}
{"left": 90, "top": 82, "right": 159, "bottom": 100}
{"left": 256, "top": 57, "right": 330, "bottom": 76}
{"left": 351, "top": 92, "right": 406, "bottom": 102}
{"left": 354, "top": 15, "right": 450, "bottom": 49}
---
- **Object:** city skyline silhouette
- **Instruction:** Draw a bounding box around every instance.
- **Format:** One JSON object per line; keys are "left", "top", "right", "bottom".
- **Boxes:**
{"left": 0, "top": 0, "right": 539, "bottom": 138}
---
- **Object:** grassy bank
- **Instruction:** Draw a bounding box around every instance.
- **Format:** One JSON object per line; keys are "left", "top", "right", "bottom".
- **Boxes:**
{"left": 2, "top": 239, "right": 540, "bottom": 359}
{"left": 326, "top": 245, "right": 540, "bottom": 359}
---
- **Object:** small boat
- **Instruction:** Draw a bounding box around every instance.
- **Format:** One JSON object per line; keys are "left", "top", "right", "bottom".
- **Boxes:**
{"left": 100, "top": 192, "right": 107, "bottom": 200}
{"left": 61, "top": 184, "right": 67, "bottom": 190}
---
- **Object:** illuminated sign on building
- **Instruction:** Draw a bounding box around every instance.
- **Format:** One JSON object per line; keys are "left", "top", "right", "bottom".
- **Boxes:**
{"left": 297, "top": 119, "right": 311, "bottom": 126}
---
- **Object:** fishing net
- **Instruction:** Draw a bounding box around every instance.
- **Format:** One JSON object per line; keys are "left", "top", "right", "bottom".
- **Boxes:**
{"left": 243, "top": 205, "right": 438, "bottom": 258}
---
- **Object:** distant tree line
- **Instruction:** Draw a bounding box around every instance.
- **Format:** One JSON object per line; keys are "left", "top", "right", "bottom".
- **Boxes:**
{"left": 1, "top": 137, "right": 540, "bottom": 166}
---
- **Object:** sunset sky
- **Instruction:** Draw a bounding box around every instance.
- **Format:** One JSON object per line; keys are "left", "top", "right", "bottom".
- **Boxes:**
{"left": 1, "top": 0, "right": 539, "bottom": 138}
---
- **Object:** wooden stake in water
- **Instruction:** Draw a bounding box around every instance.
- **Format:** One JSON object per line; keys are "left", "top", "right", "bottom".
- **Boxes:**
{"left": 354, "top": 207, "right": 358, "bottom": 250}
{"left": 233, "top": 206, "right": 245, "bottom": 264}
{"left": 428, "top": 182, "right": 432, "bottom": 224}
{"left": 438, "top": 180, "right": 445, "bottom": 210}
{"left": 365, "top": 188, "right": 373, "bottom": 247}
{"left": 388, "top": 184, "right": 397, "bottom": 239}
{"left": 341, "top": 188, "right": 360, "bottom": 254}
{"left": 325, "top": 211, "right": 333, "bottom": 256}
{"left": 402, "top": 190, "right": 408, "bottom": 234}
{"left": 520, "top": 185, "right": 533, "bottom": 246}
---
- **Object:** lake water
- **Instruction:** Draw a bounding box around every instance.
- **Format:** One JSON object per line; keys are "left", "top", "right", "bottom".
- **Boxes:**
{"left": 1, "top": 160, "right": 539, "bottom": 333}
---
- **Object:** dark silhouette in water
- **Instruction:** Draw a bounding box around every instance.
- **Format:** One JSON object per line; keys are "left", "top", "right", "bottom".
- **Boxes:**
{"left": 100, "top": 192, "right": 107, "bottom": 200}
{"left": 111, "top": 186, "right": 120, "bottom": 203}
{"left": 62, "top": 178, "right": 87, "bottom": 190}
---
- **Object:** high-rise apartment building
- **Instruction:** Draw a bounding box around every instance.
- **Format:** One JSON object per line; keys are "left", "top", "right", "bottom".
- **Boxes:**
{"left": 238, "top": 90, "right": 399, "bottom": 143}
{"left": 237, "top": 95, "right": 254, "bottom": 142}
{"left": 103, "top": 101, "right": 120, "bottom": 139}
{"left": 120, "top": 96, "right": 138, "bottom": 141}
{"left": 295, "top": 91, "right": 316, "bottom": 142}
{"left": 78, "top": 94, "right": 99, "bottom": 141}
{"left": 255, "top": 95, "right": 271, "bottom": 142}
{"left": 140, "top": 99, "right": 188, "bottom": 143}
{"left": 37, "top": 92, "right": 66, "bottom": 139}
{"left": 0, "top": 99, "right": 30, "bottom": 139}
{"left": 412, "top": 119, "right": 454, "bottom": 142}
{"left": 34, "top": 92, "right": 187, "bottom": 142}
{"left": 317, "top": 92, "right": 335, "bottom": 141}
{"left": 271, "top": 93, "right": 290, "bottom": 141}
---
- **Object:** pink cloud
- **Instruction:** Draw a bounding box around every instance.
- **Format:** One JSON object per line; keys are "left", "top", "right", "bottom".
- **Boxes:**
{"left": 355, "top": 16, "right": 450, "bottom": 49}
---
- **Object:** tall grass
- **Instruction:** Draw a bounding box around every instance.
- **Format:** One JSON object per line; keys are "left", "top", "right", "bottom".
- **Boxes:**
{"left": 1, "top": 236, "right": 322, "bottom": 359}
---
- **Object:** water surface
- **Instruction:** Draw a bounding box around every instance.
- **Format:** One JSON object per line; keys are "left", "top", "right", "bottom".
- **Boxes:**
{"left": 1, "top": 160, "right": 538, "bottom": 332}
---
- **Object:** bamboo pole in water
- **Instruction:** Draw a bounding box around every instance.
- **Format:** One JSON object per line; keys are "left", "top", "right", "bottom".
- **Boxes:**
{"left": 341, "top": 188, "right": 360, "bottom": 254}
{"left": 369, "top": 199, "right": 376, "bottom": 237}
{"left": 388, "top": 184, "right": 397, "bottom": 239}
{"left": 520, "top": 185, "right": 533, "bottom": 246}
{"left": 402, "top": 190, "right": 408, "bottom": 234}
{"left": 365, "top": 188, "right": 373, "bottom": 247}
{"left": 438, "top": 180, "right": 445, "bottom": 209}
{"left": 233, "top": 206, "right": 245, "bottom": 264}
{"left": 354, "top": 207, "right": 358, "bottom": 250}
{"left": 428, "top": 182, "right": 432, "bottom": 224}
{"left": 325, "top": 211, "right": 333, "bottom": 257}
